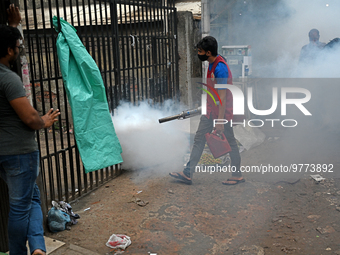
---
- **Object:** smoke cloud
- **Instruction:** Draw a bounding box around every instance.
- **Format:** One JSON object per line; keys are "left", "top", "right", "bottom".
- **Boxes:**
{"left": 210, "top": 0, "right": 340, "bottom": 127}
{"left": 112, "top": 100, "right": 192, "bottom": 177}
{"left": 213, "top": 0, "right": 340, "bottom": 78}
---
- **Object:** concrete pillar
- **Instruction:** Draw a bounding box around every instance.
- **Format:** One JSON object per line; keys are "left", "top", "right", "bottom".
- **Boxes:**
{"left": 201, "top": 0, "right": 210, "bottom": 81}
{"left": 177, "top": 11, "right": 202, "bottom": 108}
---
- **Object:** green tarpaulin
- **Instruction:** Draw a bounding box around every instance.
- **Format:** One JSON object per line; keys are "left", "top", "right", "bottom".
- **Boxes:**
{"left": 53, "top": 17, "right": 123, "bottom": 173}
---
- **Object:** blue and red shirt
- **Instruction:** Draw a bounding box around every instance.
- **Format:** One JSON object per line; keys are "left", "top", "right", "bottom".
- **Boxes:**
{"left": 206, "top": 55, "right": 233, "bottom": 121}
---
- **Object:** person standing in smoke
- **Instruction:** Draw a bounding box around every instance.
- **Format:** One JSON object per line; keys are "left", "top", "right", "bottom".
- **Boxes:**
{"left": 169, "top": 36, "right": 244, "bottom": 185}
{"left": 299, "top": 29, "right": 326, "bottom": 64}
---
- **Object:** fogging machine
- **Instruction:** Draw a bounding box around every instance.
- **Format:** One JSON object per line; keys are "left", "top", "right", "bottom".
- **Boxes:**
{"left": 158, "top": 107, "right": 201, "bottom": 123}
{"left": 158, "top": 106, "right": 231, "bottom": 158}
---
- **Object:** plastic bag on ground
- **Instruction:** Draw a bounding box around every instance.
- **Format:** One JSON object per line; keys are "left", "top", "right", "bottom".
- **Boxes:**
{"left": 106, "top": 234, "right": 131, "bottom": 250}
{"left": 47, "top": 207, "right": 71, "bottom": 233}
{"left": 52, "top": 200, "right": 80, "bottom": 225}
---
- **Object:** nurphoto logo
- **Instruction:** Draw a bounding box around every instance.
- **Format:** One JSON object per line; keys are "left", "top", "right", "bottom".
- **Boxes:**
{"left": 201, "top": 84, "right": 312, "bottom": 128}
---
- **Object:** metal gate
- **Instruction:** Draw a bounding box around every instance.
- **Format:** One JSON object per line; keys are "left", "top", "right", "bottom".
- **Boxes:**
{"left": 21, "top": 0, "right": 179, "bottom": 210}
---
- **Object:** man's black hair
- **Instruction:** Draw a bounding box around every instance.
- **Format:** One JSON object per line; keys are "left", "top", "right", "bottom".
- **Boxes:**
{"left": 196, "top": 36, "right": 218, "bottom": 56}
{"left": 308, "top": 29, "right": 320, "bottom": 41}
{"left": 0, "top": 26, "right": 21, "bottom": 59}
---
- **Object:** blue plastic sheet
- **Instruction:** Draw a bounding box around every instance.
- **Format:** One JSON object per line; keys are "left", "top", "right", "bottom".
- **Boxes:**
{"left": 53, "top": 17, "right": 123, "bottom": 173}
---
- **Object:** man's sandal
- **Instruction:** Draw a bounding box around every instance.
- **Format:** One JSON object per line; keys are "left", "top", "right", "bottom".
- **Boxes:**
{"left": 169, "top": 172, "right": 192, "bottom": 185}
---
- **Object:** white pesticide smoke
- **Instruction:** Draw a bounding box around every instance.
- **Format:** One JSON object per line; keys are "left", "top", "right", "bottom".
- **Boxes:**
{"left": 112, "top": 100, "right": 191, "bottom": 175}
{"left": 213, "top": 0, "right": 340, "bottom": 78}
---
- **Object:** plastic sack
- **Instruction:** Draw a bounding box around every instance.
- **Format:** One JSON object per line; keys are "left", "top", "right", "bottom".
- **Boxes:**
{"left": 106, "top": 234, "right": 131, "bottom": 250}
{"left": 52, "top": 200, "right": 80, "bottom": 225}
{"left": 47, "top": 207, "right": 71, "bottom": 233}
{"left": 52, "top": 16, "right": 123, "bottom": 173}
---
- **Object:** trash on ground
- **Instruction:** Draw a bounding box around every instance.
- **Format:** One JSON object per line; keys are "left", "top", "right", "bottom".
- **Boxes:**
{"left": 137, "top": 190, "right": 143, "bottom": 194}
{"left": 310, "top": 174, "right": 325, "bottom": 182}
{"left": 128, "top": 197, "right": 149, "bottom": 207}
{"left": 84, "top": 207, "right": 91, "bottom": 211}
{"left": 106, "top": 234, "right": 131, "bottom": 250}
{"left": 48, "top": 202, "right": 73, "bottom": 232}
{"left": 52, "top": 200, "right": 80, "bottom": 225}
{"left": 47, "top": 201, "right": 80, "bottom": 232}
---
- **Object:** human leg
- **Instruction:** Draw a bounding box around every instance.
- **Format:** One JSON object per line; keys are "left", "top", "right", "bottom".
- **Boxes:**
{"left": 169, "top": 115, "right": 213, "bottom": 183}
{"left": 0, "top": 151, "right": 46, "bottom": 255}
{"left": 183, "top": 115, "right": 213, "bottom": 178}
{"left": 223, "top": 124, "right": 243, "bottom": 180}
{"left": 27, "top": 184, "right": 46, "bottom": 254}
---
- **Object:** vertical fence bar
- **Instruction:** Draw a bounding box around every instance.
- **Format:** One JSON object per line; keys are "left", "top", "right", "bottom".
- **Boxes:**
{"left": 137, "top": 0, "right": 144, "bottom": 101}
{"left": 157, "top": 1, "right": 162, "bottom": 103}
{"left": 145, "top": 1, "right": 151, "bottom": 101}
{"left": 152, "top": 0, "right": 158, "bottom": 102}
{"left": 111, "top": 0, "right": 120, "bottom": 109}
{"left": 118, "top": 1, "right": 126, "bottom": 102}
{"left": 98, "top": 0, "right": 110, "bottom": 182}
{"left": 173, "top": 7, "right": 179, "bottom": 99}
{"left": 124, "top": 2, "right": 132, "bottom": 103}
{"left": 73, "top": 0, "right": 84, "bottom": 196}
{"left": 170, "top": 0, "right": 179, "bottom": 99}
{"left": 63, "top": 0, "right": 77, "bottom": 201}
{"left": 132, "top": 0, "right": 139, "bottom": 104}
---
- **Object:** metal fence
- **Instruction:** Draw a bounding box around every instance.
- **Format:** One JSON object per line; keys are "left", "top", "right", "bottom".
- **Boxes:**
{"left": 21, "top": 0, "right": 179, "bottom": 210}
